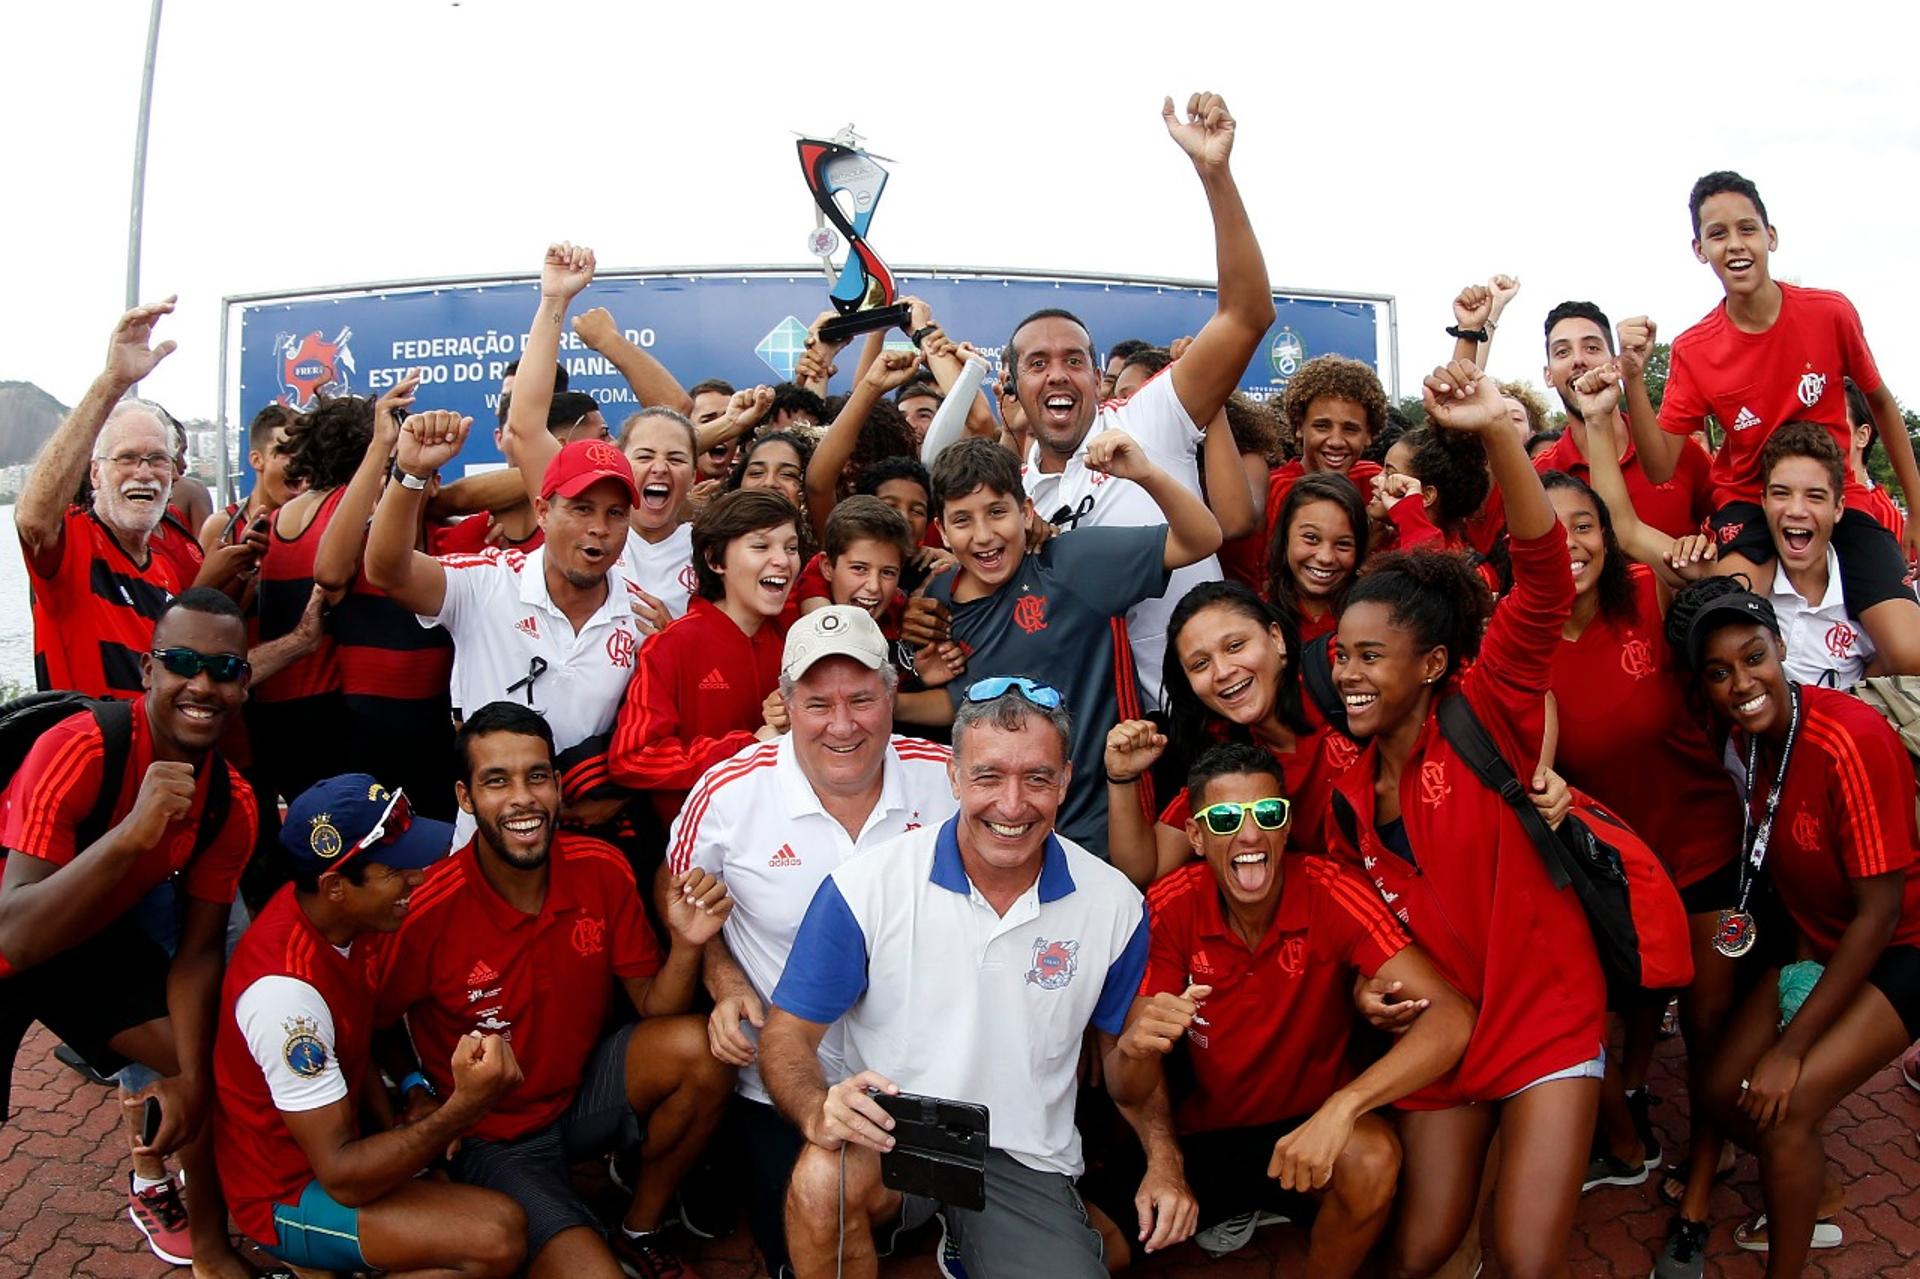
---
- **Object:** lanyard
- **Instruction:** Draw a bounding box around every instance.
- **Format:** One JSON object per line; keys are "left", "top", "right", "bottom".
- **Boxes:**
{"left": 1732, "top": 682, "right": 1802, "bottom": 915}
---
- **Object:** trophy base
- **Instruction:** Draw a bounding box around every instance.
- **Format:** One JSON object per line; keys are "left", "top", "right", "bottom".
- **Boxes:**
{"left": 819, "top": 303, "right": 913, "bottom": 346}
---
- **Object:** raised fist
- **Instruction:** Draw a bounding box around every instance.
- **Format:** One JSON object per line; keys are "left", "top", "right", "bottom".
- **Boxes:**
{"left": 1118, "top": 985, "right": 1211, "bottom": 1060}
{"left": 397, "top": 411, "right": 473, "bottom": 474}
{"left": 865, "top": 350, "right": 924, "bottom": 393}
{"left": 1568, "top": 364, "right": 1623, "bottom": 420}
{"left": 1085, "top": 430, "right": 1154, "bottom": 483}
{"left": 1163, "top": 92, "right": 1237, "bottom": 172}
{"left": 1104, "top": 719, "right": 1167, "bottom": 784}
{"left": 572, "top": 307, "right": 620, "bottom": 352}
{"left": 1616, "top": 315, "right": 1658, "bottom": 379}
{"left": 450, "top": 1032, "right": 522, "bottom": 1107}
{"left": 540, "top": 242, "right": 595, "bottom": 301}
{"left": 121, "top": 761, "right": 197, "bottom": 848}
{"left": 1452, "top": 285, "right": 1493, "bottom": 330}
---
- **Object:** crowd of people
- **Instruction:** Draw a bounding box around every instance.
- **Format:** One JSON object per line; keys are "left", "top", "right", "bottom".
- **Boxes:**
{"left": 2, "top": 91, "right": 1918, "bottom": 1279}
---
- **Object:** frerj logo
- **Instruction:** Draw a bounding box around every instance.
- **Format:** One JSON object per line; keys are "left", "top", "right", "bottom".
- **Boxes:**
{"left": 276, "top": 328, "right": 356, "bottom": 410}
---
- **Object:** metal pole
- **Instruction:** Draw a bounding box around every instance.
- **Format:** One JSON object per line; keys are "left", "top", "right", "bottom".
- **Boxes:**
{"left": 125, "top": 0, "right": 163, "bottom": 312}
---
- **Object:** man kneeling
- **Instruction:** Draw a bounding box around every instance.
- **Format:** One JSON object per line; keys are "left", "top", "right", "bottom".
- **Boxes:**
{"left": 1105, "top": 743, "right": 1475, "bottom": 1273}
{"left": 213, "top": 774, "right": 526, "bottom": 1277}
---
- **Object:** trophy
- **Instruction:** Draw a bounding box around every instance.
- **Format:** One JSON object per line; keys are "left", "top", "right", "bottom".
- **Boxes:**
{"left": 796, "top": 126, "right": 913, "bottom": 344}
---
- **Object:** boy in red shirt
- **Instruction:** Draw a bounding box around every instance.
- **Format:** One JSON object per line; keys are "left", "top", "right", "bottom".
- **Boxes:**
{"left": 1628, "top": 170, "right": 1920, "bottom": 672}
{"left": 1105, "top": 743, "right": 1473, "bottom": 1269}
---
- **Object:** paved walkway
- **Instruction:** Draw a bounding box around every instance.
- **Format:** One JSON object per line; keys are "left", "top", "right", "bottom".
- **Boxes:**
{"left": 4, "top": 1024, "right": 1917, "bottom": 1277}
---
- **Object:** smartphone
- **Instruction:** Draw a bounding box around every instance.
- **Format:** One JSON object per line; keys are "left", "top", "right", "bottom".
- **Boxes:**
{"left": 141, "top": 1096, "right": 163, "bottom": 1147}
{"left": 866, "top": 1088, "right": 989, "bottom": 1211}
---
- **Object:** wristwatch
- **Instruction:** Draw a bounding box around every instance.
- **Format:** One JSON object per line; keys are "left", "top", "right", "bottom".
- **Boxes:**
{"left": 391, "top": 463, "right": 431, "bottom": 491}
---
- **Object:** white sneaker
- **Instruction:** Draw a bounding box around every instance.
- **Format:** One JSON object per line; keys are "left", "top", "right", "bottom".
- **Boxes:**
{"left": 1194, "top": 1209, "right": 1288, "bottom": 1258}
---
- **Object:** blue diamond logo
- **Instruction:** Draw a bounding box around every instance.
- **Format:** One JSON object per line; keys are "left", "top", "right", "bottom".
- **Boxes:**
{"left": 756, "top": 316, "right": 812, "bottom": 381}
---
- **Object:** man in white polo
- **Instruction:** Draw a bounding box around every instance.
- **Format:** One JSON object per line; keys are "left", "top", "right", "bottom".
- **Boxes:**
{"left": 364, "top": 417, "right": 646, "bottom": 833}
{"left": 668, "top": 604, "right": 954, "bottom": 1272}
{"left": 761, "top": 677, "right": 1189, "bottom": 1278}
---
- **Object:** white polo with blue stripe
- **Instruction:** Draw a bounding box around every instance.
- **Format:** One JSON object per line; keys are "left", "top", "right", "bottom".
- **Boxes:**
{"left": 773, "top": 815, "right": 1148, "bottom": 1177}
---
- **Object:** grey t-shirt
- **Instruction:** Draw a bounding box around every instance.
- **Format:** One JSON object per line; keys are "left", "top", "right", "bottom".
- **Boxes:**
{"left": 927, "top": 524, "right": 1172, "bottom": 857}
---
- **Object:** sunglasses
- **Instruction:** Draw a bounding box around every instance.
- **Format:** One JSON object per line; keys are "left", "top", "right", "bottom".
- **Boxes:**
{"left": 150, "top": 648, "right": 250, "bottom": 683}
{"left": 1196, "top": 797, "right": 1291, "bottom": 836}
{"left": 354, "top": 789, "right": 414, "bottom": 856}
{"left": 962, "top": 676, "right": 1064, "bottom": 710}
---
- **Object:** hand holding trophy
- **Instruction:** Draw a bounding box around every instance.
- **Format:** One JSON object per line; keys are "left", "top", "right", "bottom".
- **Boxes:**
{"left": 795, "top": 125, "right": 914, "bottom": 345}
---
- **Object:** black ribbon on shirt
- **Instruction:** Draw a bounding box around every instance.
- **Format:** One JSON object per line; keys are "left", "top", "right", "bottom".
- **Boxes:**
{"left": 506, "top": 656, "right": 549, "bottom": 706}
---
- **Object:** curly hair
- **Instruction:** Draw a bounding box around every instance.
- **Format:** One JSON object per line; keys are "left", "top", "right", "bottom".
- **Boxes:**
{"left": 1498, "top": 381, "right": 1551, "bottom": 437}
{"left": 1223, "top": 392, "right": 1283, "bottom": 466}
{"left": 1161, "top": 580, "right": 1308, "bottom": 772}
{"left": 1265, "top": 471, "right": 1369, "bottom": 633}
{"left": 280, "top": 393, "right": 374, "bottom": 491}
{"left": 1348, "top": 549, "right": 1495, "bottom": 684}
{"left": 818, "top": 395, "right": 918, "bottom": 505}
{"left": 1394, "top": 425, "right": 1491, "bottom": 533}
{"left": 1541, "top": 471, "right": 1637, "bottom": 625}
{"left": 1279, "top": 356, "right": 1388, "bottom": 456}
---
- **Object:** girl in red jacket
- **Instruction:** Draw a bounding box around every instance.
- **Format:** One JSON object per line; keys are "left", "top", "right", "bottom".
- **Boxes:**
{"left": 1672, "top": 577, "right": 1920, "bottom": 1279}
{"left": 1263, "top": 471, "right": 1369, "bottom": 646}
{"left": 1329, "top": 360, "right": 1602, "bottom": 1278}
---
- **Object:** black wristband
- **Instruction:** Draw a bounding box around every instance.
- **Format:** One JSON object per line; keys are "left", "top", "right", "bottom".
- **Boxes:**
{"left": 390, "top": 462, "right": 430, "bottom": 491}
{"left": 909, "top": 324, "right": 940, "bottom": 349}
{"left": 1446, "top": 324, "right": 1490, "bottom": 343}
{"left": 1106, "top": 771, "right": 1140, "bottom": 786}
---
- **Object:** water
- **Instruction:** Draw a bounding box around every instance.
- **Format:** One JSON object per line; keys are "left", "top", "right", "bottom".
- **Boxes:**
{"left": 0, "top": 507, "right": 33, "bottom": 692}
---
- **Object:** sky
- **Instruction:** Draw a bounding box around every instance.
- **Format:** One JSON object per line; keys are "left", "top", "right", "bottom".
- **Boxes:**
{"left": 4, "top": 1, "right": 1918, "bottom": 432}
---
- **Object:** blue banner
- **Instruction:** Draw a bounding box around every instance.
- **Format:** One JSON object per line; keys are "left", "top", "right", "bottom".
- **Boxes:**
{"left": 236, "top": 271, "right": 1385, "bottom": 481}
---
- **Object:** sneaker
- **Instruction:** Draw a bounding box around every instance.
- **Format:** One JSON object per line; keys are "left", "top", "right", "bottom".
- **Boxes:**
{"left": 1651, "top": 1216, "right": 1708, "bottom": 1279}
{"left": 1582, "top": 1151, "right": 1650, "bottom": 1193}
{"left": 608, "top": 1225, "right": 697, "bottom": 1278}
{"left": 1901, "top": 1040, "right": 1920, "bottom": 1092}
{"left": 607, "top": 1148, "right": 640, "bottom": 1193}
{"left": 53, "top": 1043, "right": 114, "bottom": 1086}
{"left": 935, "top": 1210, "right": 969, "bottom": 1279}
{"left": 1193, "top": 1210, "right": 1288, "bottom": 1258}
{"left": 126, "top": 1173, "right": 192, "bottom": 1266}
{"left": 1627, "top": 1089, "right": 1664, "bottom": 1169}
{"left": 1659, "top": 997, "right": 1682, "bottom": 1039}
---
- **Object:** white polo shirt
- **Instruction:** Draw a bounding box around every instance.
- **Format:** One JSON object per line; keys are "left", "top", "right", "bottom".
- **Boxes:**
{"left": 668, "top": 733, "right": 956, "bottom": 1104}
{"left": 623, "top": 522, "right": 695, "bottom": 620}
{"left": 772, "top": 816, "right": 1147, "bottom": 1176}
{"left": 1770, "top": 546, "right": 1877, "bottom": 688}
{"left": 1021, "top": 369, "right": 1219, "bottom": 711}
{"left": 425, "top": 545, "right": 644, "bottom": 839}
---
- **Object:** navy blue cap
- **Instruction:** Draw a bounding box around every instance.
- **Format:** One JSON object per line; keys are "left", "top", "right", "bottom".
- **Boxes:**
{"left": 280, "top": 774, "right": 454, "bottom": 877}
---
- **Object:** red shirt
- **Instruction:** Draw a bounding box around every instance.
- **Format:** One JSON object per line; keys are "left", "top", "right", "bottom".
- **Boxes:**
{"left": 256, "top": 489, "right": 344, "bottom": 703}
{"left": 609, "top": 597, "right": 785, "bottom": 824}
{"left": 1328, "top": 528, "right": 1605, "bottom": 1108}
{"left": 24, "top": 507, "right": 202, "bottom": 697}
{"left": 1461, "top": 487, "right": 1507, "bottom": 558}
{"left": 1855, "top": 486, "right": 1907, "bottom": 544}
{"left": 428, "top": 513, "right": 545, "bottom": 556}
{"left": 1533, "top": 427, "right": 1715, "bottom": 541}
{"left": 1264, "top": 459, "right": 1382, "bottom": 551}
{"left": 1157, "top": 712, "right": 1359, "bottom": 856}
{"left": 1740, "top": 686, "right": 1920, "bottom": 961}
{"left": 1660, "top": 283, "right": 1883, "bottom": 507}
{"left": 213, "top": 886, "right": 377, "bottom": 1245}
{"left": 370, "top": 833, "right": 663, "bottom": 1142}
{"left": 1550, "top": 569, "right": 1741, "bottom": 889}
{"left": 0, "top": 698, "right": 256, "bottom": 975}
{"left": 793, "top": 552, "right": 907, "bottom": 641}
{"left": 1141, "top": 857, "right": 1405, "bottom": 1132}
{"left": 1381, "top": 497, "right": 1502, "bottom": 595}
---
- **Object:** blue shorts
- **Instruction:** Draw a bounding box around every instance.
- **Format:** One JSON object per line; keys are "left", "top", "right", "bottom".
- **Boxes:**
{"left": 262, "top": 1179, "right": 366, "bottom": 1272}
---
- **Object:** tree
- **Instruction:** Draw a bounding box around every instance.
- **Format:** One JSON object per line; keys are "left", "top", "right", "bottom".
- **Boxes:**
{"left": 1640, "top": 341, "right": 1671, "bottom": 411}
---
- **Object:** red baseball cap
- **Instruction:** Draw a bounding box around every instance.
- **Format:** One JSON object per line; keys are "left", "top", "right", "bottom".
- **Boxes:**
{"left": 541, "top": 439, "right": 640, "bottom": 505}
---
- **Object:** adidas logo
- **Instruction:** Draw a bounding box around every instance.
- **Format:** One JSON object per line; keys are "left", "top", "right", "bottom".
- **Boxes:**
{"left": 768, "top": 843, "right": 802, "bottom": 868}
{"left": 698, "top": 667, "right": 731, "bottom": 691}
{"left": 514, "top": 615, "right": 540, "bottom": 639}
{"left": 1732, "top": 406, "right": 1763, "bottom": 432}
{"left": 466, "top": 960, "right": 500, "bottom": 986}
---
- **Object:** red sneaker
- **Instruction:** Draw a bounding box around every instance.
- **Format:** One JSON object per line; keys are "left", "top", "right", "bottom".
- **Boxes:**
{"left": 127, "top": 1172, "right": 192, "bottom": 1265}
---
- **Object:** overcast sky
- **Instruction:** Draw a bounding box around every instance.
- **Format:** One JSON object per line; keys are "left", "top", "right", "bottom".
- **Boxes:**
{"left": 5, "top": 1, "right": 1917, "bottom": 427}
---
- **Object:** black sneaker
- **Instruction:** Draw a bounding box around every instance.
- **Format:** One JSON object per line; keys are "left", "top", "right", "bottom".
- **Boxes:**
{"left": 53, "top": 1043, "right": 114, "bottom": 1086}
{"left": 1582, "top": 1151, "right": 1650, "bottom": 1193}
{"left": 608, "top": 1226, "right": 695, "bottom": 1278}
{"left": 1651, "top": 1216, "right": 1708, "bottom": 1279}
{"left": 1627, "top": 1089, "right": 1664, "bottom": 1169}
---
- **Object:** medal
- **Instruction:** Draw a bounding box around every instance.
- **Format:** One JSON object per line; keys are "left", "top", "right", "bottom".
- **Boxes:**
{"left": 1712, "top": 908, "right": 1757, "bottom": 958}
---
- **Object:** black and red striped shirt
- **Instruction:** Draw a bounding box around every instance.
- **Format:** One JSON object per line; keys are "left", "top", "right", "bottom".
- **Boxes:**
{"left": 24, "top": 507, "right": 202, "bottom": 697}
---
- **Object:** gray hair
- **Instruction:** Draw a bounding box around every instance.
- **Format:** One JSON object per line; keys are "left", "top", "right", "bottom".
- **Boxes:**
{"left": 778, "top": 659, "right": 899, "bottom": 704}
{"left": 94, "top": 398, "right": 173, "bottom": 460}
{"left": 952, "top": 688, "right": 1072, "bottom": 760}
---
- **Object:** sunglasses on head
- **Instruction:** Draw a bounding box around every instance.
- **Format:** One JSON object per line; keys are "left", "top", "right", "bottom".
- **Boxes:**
{"left": 962, "top": 676, "right": 1064, "bottom": 710}
{"left": 1196, "top": 797, "right": 1291, "bottom": 836}
{"left": 150, "top": 648, "right": 250, "bottom": 683}
{"left": 355, "top": 789, "right": 414, "bottom": 855}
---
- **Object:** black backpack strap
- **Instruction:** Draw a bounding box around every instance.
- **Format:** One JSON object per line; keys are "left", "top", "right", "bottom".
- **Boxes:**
{"left": 190, "top": 757, "right": 232, "bottom": 861}
{"left": 1299, "top": 633, "right": 1349, "bottom": 737}
{"left": 1434, "top": 693, "right": 1572, "bottom": 890}
{"left": 74, "top": 700, "right": 136, "bottom": 853}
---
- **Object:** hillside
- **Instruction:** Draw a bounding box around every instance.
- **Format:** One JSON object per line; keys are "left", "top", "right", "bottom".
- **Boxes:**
{"left": 0, "top": 381, "right": 67, "bottom": 468}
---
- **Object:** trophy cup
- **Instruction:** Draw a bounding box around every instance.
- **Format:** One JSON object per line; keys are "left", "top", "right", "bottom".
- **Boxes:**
{"left": 796, "top": 126, "right": 914, "bottom": 344}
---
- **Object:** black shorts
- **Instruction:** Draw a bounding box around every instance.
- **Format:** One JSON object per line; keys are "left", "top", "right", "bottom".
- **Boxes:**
{"left": 0, "top": 913, "right": 171, "bottom": 1122}
{"left": 450, "top": 1023, "right": 640, "bottom": 1259}
{"left": 1868, "top": 945, "right": 1920, "bottom": 1040}
{"left": 1679, "top": 858, "right": 1741, "bottom": 916}
{"left": 1177, "top": 1118, "right": 1319, "bottom": 1231}
{"left": 1709, "top": 502, "right": 1915, "bottom": 612}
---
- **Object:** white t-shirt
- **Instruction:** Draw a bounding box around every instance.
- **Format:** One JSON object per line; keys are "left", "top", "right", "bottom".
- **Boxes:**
{"left": 1770, "top": 546, "right": 1878, "bottom": 688}
{"left": 234, "top": 972, "right": 350, "bottom": 1113}
{"left": 623, "top": 522, "right": 695, "bottom": 620}
{"left": 1021, "top": 369, "right": 1218, "bottom": 711}
{"left": 668, "top": 733, "right": 956, "bottom": 1104}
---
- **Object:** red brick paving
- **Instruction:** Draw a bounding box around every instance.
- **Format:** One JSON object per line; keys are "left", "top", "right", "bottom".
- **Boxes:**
{"left": 5, "top": 1024, "right": 1917, "bottom": 1277}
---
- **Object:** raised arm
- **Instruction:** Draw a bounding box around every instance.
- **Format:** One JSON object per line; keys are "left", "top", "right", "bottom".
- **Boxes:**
{"left": 364, "top": 412, "right": 475, "bottom": 616}
{"left": 1425, "top": 359, "right": 1553, "bottom": 541}
{"left": 572, "top": 305, "right": 694, "bottom": 416}
{"left": 502, "top": 243, "right": 595, "bottom": 503}
{"left": 1105, "top": 721, "right": 1169, "bottom": 888}
{"left": 1084, "top": 431, "right": 1223, "bottom": 569}
{"left": 1160, "top": 94, "right": 1275, "bottom": 427}
{"left": 314, "top": 375, "right": 415, "bottom": 598}
{"left": 18, "top": 298, "right": 178, "bottom": 564}
{"left": 695, "top": 385, "right": 774, "bottom": 455}
{"left": 1864, "top": 381, "right": 1920, "bottom": 564}
{"left": 807, "top": 351, "right": 924, "bottom": 541}
{"left": 1568, "top": 366, "right": 1696, "bottom": 587}
{"left": 1619, "top": 315, "right": 1684, "bottom": 483}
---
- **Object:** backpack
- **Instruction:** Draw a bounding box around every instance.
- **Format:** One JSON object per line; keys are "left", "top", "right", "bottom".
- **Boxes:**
{"left": 1299, "top": 632, "right": 1350, "bottom": 737}
{"left": 1852, "top": 676, "right": 1920, "bottom": 761}
{"left": 1434, "top": 694, "right": 1692, "bottom": 996}
{"left": 0, "top": 692, "right": 232, "bottom": 863}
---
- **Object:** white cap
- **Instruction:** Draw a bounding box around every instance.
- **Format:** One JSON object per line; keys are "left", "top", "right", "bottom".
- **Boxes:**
{"left": 782, "top": 605, "right": 890, "bottom": 682}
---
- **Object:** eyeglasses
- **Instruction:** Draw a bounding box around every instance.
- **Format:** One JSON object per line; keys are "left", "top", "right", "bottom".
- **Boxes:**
{"left": 150, "top": 648, "right": 250, "bottom": 683}
{"left": 961, "top": 676, "right": 1063, "bottom": 710}
{"left": 1196, "top": 797, "right": 1291, "bottom": 836}
{"left": 107, "top": 451, "right": 176, "bottom": 473}
{"left": 353, "top": 789, "right": 414, "bottom": 855}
